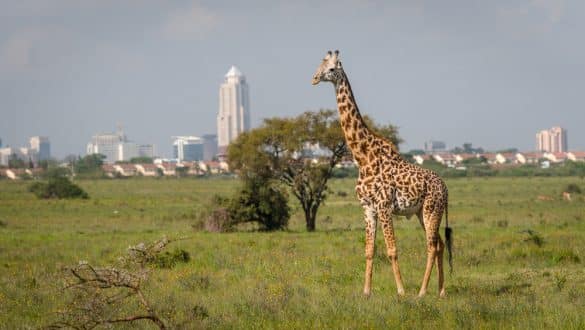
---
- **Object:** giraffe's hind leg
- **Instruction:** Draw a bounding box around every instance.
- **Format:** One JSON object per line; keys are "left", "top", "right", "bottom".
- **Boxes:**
{"left": 417, "top": 208, "right": 442, "bottom": 297}
{"left": 436, "top": 236, "right": 446, "bottom": 297}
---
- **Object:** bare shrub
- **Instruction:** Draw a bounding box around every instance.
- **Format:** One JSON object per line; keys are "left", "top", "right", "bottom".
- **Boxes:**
{"left": 49, "top": 237, "right": 191, "bottom": 329}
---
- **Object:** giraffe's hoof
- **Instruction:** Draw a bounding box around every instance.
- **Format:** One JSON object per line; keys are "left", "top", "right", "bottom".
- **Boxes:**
{"left": 397, "top": 288, "right": 405, "bottom": 297}
{"left": 363, "top": 290, "right": 372, "bottom": 298}
{"left": 439, "top": 290, "right": 446, "bottom": 298}
{"left": 417, "top": 291, "right": 427, "bottom": 298}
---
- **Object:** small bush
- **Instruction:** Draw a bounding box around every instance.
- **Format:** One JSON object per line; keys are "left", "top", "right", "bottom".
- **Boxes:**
{"left": 194, "top": 195, "right": 234, "bottom": 232}
{"left": 336, "top": 190, "right": 349, "bottom": 197}
{"left": 28, "top": 177, "right": 88, "bottom": 199}
{"left": 151, "top": 248, "right": 190, "bottom": 268}
{"left": 196, "top": 177, "right": 290, "bottom": 232}
{"left": 565, "top": 183, "right": 582, "bottom": 194}
{"left": 520, "top": 230, "right": 544, "bottom": 247}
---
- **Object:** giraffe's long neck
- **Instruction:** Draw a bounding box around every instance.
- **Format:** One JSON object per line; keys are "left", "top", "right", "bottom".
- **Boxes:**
{"left": 334, "top": 73, "right": 378, "bottom": 165}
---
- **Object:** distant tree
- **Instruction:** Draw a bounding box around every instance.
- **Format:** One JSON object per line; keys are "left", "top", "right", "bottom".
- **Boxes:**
{"left": 496, "top": 148, "right": 519, "bottom": 154}
{"left": 175, "top": 165, "right": 189, "bottom": 177}
{"left": 130, "top": 157, "right": 154, "bottom": 164}
{"left": 228, "top": 109, "right": 401, "bottom": 231}
{"left": 74, "top": 154, "right": 106, "bottom": 177}
{"left": 407, "top": 149, "right": 425, "bottom": 155}
{"left": 462, "top": 156, "right": 487, "bottom": 165}
{"left": 8, "top": 154, "right": 25, "bottom": 169}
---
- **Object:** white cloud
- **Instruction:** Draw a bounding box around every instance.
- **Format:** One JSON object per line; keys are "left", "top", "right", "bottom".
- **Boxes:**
{"left": 162, "top": 2, "right": 219, "bottom": 41}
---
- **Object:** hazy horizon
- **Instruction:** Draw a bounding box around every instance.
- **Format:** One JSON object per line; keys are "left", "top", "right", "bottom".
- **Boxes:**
{"left": 1, "top": 1, "right": 584, "bottom": 158}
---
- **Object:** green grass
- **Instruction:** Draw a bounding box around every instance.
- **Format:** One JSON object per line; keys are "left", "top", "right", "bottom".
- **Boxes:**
{"left": 1, "top": 176, "right": 584, "bottom": 329}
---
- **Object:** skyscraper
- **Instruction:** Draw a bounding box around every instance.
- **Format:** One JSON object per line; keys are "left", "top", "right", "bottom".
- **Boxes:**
{"left": 536, "top": 126, "right": 568, "bottom": 153}
{"left": 217, "top": 66, "right": 250, "bottom": 154}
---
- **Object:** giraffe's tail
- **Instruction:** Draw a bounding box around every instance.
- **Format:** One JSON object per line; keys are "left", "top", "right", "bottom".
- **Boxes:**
{"left": 445, "top": 197, "right": 453, "bottom": 274}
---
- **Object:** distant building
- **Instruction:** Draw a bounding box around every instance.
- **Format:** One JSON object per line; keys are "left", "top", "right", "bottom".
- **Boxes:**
{"left": 87, "top": 131, "right": 127, "bottom": 163}
{"left": 202, "top": 134, "right": 218, "bottom": 161}
{"left": 424, "top": 140, "right": 446, "bottom": 153}
{"left": 217, "top": 66, "right": 250, "bottom": 155}
{"left": 137, "top": 144, "right": 156, "bottom": 158}
{"left": 172, "top": 136, "right": 204, "bottom": 162}
{"left": 87, "top": 127, "right": 154, "bottom": 163}
{"left": 29, "top": 136, "right": 50, "bottom": 161}
{"left": 536, "top": 126, "right": 567, "bottom": 153}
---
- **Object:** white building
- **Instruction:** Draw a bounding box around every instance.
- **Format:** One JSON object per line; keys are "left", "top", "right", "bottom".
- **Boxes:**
{"left": 86, "top": 128, "right": 155, "bottom": 163}
{"left": 87, "top": 132, "right": 126, "bottom": 163}
{"left": 217, "top": 66, "right": 250, "bottom": 154}
{"left": 29, "top": 136, "right": 51, "bottom": 161}
{"left": 536, "top": 126, "right": 568, "bottom": 153}
{"left": 172, "top": 136, "right": 203, "bottom": 162}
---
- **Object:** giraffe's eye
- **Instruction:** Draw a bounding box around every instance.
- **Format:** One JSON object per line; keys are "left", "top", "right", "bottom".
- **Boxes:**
{"left": 329, "top": 68, "right": 334, "bottom": 72}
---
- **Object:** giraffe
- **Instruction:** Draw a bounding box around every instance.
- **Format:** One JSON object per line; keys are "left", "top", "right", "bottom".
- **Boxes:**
{"left": 312, "top": 50, "right": 452, "bottom": 297}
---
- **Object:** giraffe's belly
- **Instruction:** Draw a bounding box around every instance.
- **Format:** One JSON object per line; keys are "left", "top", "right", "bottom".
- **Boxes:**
{"left": 392, "top": 197, "right": 423, "bottom": 219}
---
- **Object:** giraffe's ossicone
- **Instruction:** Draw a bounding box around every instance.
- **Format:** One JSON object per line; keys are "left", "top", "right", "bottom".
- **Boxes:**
{"left": 312, "top": 50, "right": 452, "bottom": 297}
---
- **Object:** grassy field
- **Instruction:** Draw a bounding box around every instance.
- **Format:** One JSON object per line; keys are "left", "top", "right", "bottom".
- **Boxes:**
{"left": 0, "top": 176, "right": 584, "bottom": 329}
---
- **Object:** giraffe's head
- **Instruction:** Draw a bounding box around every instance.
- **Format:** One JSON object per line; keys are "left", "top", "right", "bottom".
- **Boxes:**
{"left": 311, "top": 50, "right": 343, "bottom": 85}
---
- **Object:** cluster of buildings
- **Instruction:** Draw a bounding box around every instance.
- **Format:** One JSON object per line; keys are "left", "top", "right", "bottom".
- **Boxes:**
{"left": 0, "top": 136, "right": 50, "bottom": 166}
{"left": 536, "top": 126, "right": 568, "bottom": 153}
{"left": 412, "top": 151, "right": 585, "bottom": 168}
{"left": 85, "top": 65, "right": 250, "bottom": 164}
{"left": 86, "top": 127, "right": 155, "bottom": 163}
{"left": 100, "top": 160, "right": 229, "bottom": 178}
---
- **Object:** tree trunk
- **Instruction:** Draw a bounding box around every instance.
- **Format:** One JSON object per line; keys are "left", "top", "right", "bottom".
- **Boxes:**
{"left": 305, "top": 208, "right": 316, "bottom": 232}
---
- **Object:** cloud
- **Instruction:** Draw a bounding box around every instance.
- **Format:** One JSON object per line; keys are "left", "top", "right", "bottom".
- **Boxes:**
{"left": 162, "top": 2, "right": 220, "bottom": 41}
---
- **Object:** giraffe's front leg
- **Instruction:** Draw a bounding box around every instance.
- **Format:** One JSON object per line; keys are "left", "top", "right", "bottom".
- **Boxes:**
{"left": 379, "top": 208, "right": 405, "bottom": 296}
{"left": 363, "top": 205, "right": 377, "bottom": 297}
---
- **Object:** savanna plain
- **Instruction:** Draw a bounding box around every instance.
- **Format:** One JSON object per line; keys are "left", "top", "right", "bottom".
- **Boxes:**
{"left": 0, "top": 176, "right": 584, "bottom": 329}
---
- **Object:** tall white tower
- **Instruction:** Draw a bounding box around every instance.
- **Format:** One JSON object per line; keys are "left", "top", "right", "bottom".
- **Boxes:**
{"left": 217, "top": 65, "right": 250, "bottom": 154}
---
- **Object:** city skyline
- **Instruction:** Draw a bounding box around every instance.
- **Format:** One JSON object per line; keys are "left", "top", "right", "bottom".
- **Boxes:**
{"left": 1, "top": 1, "right": 584, "bottom": 157}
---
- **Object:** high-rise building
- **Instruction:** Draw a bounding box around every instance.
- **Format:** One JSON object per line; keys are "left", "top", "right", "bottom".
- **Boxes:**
{"left": 172, "top": 136, "right": 204, "bottom": 162}
{"left": 202, "top": 134, "right": 218, "bottom": 161}
{"left": 424, "top": 140, "right": 446, "bottom": 153}
{"left": 536, "top": 126, "right": 568, "bottom": 153}
{"left": 217, "top": 66, "right": 250, "bottom": 154}
{"left": 29, "top": 136, "right": 50, "bottom": 161}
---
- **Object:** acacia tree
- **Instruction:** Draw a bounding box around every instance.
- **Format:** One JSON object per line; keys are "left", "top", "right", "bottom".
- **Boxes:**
{"left": 228, "top": 109, "right": 400, "bottom": 232}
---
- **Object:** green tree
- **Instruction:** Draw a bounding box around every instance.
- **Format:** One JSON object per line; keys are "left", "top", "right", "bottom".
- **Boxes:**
{"left": 74, "top": 154, "right": 105, "bottom": 178}
{"left": 130, "top": 157, "right": 154, "bottom": 164}
{"left": 228, "top": 109, "right": 400, "bottom": 232}
{"left": 8, "top": 154, "right": 25, "bottom": 169}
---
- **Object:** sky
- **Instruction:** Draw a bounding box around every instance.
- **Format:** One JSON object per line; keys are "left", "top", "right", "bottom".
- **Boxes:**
{"left": 1, "top": 0, "right": 584, "bottom": 158}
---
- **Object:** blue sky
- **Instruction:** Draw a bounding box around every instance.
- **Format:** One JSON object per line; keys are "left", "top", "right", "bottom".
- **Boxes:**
{"left": 1, "top": 0, "right": 583, "bottom": 157}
